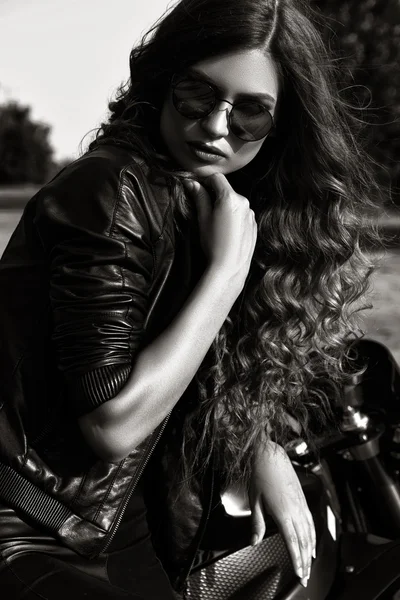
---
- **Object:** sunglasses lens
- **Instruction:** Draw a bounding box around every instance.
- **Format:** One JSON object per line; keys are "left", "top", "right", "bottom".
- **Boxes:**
{"left": 172, "top": 77, "right": 273, "bottom": 141}
{"left": 172, "top": 79, "right": 215, "bottom": 118}
{"left": 231, "top": 103, "right": 273, "bottom": 141}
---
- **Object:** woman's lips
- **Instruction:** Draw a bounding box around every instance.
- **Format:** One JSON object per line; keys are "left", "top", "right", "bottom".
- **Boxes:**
{"left": 187, "top": 142, "right": 226, "bottom": 163}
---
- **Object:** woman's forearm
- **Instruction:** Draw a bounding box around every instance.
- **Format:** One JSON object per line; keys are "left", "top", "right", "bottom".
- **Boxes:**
{"left": 78, "top": 265, "right": 243, "bottom": 462}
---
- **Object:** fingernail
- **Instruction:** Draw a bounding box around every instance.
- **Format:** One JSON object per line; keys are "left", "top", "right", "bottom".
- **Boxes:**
{"left": 251, "top": 534, "right": 258, "bottom": 546}
{"left": 300, "top": 577, "right": 308, "bottom": 588}
{"left": 182, "top": 179, "right": 194, "bottom": 192}
{"left": 312, "top": 548, "right": 316, "bottom": 559}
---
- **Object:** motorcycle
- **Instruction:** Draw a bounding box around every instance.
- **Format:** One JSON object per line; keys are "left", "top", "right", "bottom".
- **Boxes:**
{"left": 185, "top": 338, "right": 400, "bottom": 600}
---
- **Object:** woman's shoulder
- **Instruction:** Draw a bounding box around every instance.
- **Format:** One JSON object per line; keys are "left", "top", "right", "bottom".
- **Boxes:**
{"left": 34, "top": 142, "right": 174, "bottom": 238}
{"left": 31, "top": 144, "right": 175, "bottom": 240}
{"left": 49, "top": 142, "right": 151, "bottom": 194}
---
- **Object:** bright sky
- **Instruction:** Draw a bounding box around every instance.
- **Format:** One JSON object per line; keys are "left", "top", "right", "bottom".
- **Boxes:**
{"left": 0, "top": 0, "right": 174, "bottom": 160}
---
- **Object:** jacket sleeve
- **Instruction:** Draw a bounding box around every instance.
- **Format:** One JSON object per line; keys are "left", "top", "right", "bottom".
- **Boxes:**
{"left": 34, "top": 157, "right": 158, "bottom": 417}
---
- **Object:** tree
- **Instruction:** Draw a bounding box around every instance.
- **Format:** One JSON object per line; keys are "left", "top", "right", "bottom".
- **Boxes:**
{"left": 314, "top": 0, "right": 400, "bottom": 203}
{"left": 0, "top": 101, "right": 54, "bottom": 184}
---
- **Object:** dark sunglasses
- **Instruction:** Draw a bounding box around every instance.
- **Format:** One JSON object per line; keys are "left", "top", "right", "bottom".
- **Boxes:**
{"left": 171, "top": 75, "right": 274, "bottom": 142}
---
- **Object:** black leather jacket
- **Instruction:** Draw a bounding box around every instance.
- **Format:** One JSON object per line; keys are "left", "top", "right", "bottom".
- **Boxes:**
{"left": 0, "top": 142, "right": 212, "bottom": 590}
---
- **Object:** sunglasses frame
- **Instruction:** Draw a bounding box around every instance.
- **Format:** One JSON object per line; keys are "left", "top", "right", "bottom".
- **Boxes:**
{"left": 171, "top": 74, "right": 275, "bottom": 142}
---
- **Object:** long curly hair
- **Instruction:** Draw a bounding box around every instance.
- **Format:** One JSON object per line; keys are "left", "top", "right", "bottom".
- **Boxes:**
{"left": 90, "top": 0, "right": 383, "bottom": 487}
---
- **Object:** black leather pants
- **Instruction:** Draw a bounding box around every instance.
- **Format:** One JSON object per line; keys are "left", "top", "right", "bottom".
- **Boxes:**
{"left": 0, "top": 505, "right": 178, "bottom": 599}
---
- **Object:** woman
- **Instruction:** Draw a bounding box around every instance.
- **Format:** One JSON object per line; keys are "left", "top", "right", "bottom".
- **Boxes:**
{"left": 0, "top": 0, "right": 380, "bottom": 598}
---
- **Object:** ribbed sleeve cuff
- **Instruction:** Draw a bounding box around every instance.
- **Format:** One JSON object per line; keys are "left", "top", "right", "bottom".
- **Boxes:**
{"left": 67, "top": 363, "right": 132, "bottom": 416}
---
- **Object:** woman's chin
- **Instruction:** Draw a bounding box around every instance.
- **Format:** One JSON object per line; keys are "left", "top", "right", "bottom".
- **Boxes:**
{"left": 179, "top": 158, "right": 238, "bottom": 178}
{"left": 189, "top": 164, "right": 227, "bottom": 178}
{"left": 168, "top": 146, "right": 240, "bottom": 177}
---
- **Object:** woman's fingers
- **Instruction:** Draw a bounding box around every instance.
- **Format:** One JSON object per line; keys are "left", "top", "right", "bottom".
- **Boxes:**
{"left": 250, "top": 496, "right": 266, "bottom": 546}
{"left": 293, "top": 517, "right": 312, "bottom": 586}
{"left": 182, "top": 174, "right": 256, "bottom": 280}
{"left": 249, "top": 442, "right": 317, "bottom": 588}
{"left": 279, "top": 509, "right": 315, "bottom": 587}
{"left": 308, "top": 510, "right": 317, "bottom": 559}
{"left": 279, "top": 517, "right": 303, "bottom": 581}
{"left": 202, "top": 172, "right": 235, "bottom": 199}
{"left": 182, "top": 179, "right": 212, "bottom": 227}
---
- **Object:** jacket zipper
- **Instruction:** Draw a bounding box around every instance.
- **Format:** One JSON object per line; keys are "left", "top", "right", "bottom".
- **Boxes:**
{"left": 178, "top": 461, "right": 215, "bottom": 595}
{"left": 101, "top": 410, "right": 172, "bottom": 553}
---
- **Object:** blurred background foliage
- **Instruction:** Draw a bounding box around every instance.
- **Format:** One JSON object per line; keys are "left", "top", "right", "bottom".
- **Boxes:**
{"left": 0, "top": 102, "right": 54, "bottom": 184}
{"left": 0, "top": 101, "right": 75, "bottom": 185}
{"left": 0, "top": 0, "right": 399, "bottom": 201}
{"left": 314, "top": 0, "right": 400, "bottom": 205}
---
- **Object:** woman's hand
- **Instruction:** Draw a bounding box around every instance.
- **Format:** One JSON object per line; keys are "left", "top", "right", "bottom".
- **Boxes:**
{"left": 183, "top": 174, "right": 257, "bottom": 290}
{"left": 249, "top": 441, "right": 316, "bottom": 588}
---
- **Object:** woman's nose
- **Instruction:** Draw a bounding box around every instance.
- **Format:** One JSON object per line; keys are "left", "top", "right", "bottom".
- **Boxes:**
{"left": 200, "top": 101, "right": 231, "bottom": 139}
